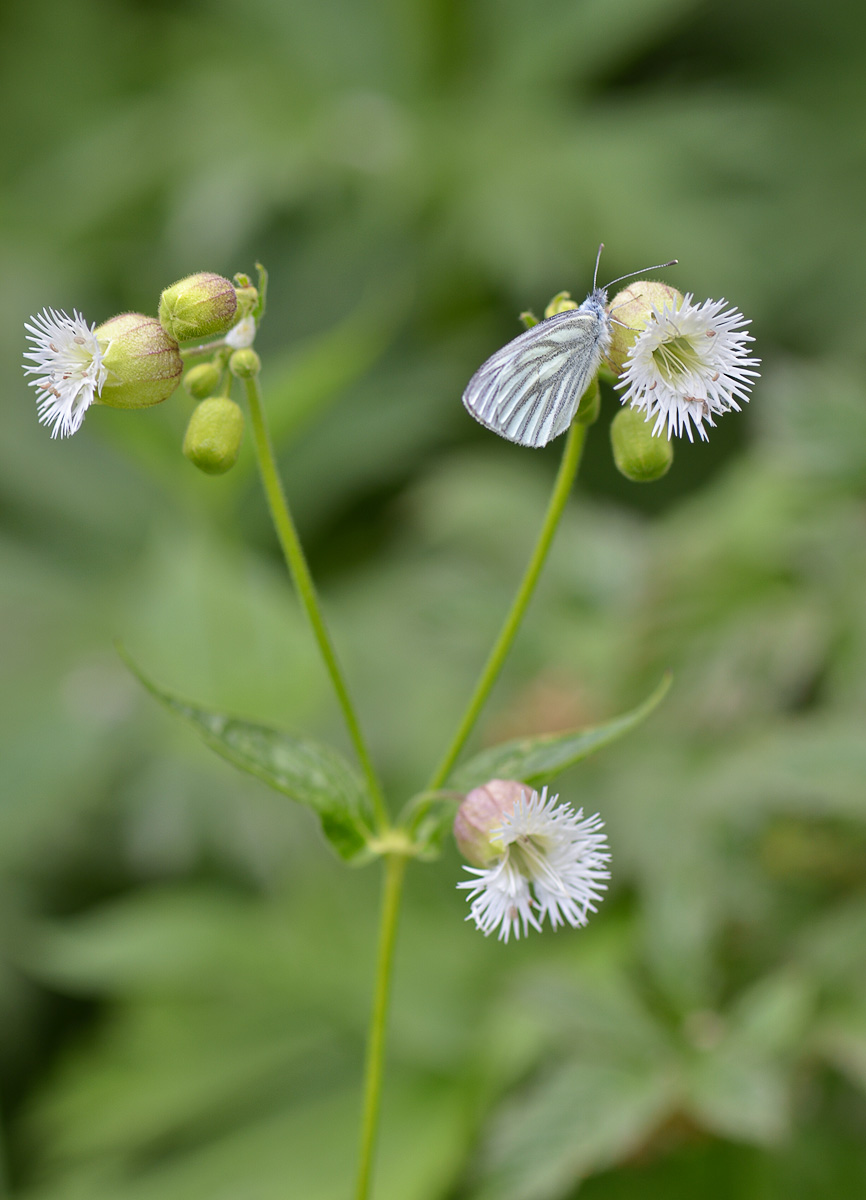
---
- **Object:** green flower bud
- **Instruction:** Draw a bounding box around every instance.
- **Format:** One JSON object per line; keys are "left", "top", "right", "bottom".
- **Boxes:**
{"left": 229, "top": 348, "right": 261, "bottom": 379}
{"left": 159, "top": 272, "right": 238, "bottom": 342}
{"left": 183, "top": 361, "right": 222, "bottom": 399}
{"left": 234, "top": 285, "right": 258, "bottom": 320}
{"left": 182, "top": 397, "right": 244, "bottom": 475}
{"left": 610, "top": 405, "right": 673, "bottom": 482}
{"left": 606, "top": 281, "right": 683, "bottom": 374}
{"left": 94, "top": 313, "right": 182, "bottom": 410}
{"left": 544, "top": 291, "right": 579, "bottom": 318}
{"left": 453, "top": 779, "right": 527, "bottom": 867}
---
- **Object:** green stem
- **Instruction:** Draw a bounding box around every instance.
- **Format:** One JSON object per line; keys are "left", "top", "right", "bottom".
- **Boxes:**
{"left": 180, "top": 339, "right": 226, "bottom": 360}
{"left": 244, "top": 374, "right": 389, "bottom": 830}
{"left": 355, "top": 852, "right": 408, "bottom": 1200}
{"left": 0, "top": 1115, "right": 7, "bottom": 1198}
{"left": 426, "top": 419, "right": 588, "bottom": 791}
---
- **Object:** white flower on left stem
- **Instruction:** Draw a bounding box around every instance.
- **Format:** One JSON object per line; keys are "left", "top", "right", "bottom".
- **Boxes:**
{"left": 23, "top": 308, "right": 107, "bottom": 438}
{"left": 455, "top": 781, "right": 610, "bottom": 943}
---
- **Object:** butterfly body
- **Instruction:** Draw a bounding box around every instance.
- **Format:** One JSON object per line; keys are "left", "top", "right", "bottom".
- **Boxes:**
{"left": 463, "top": 286, "right": 611, "bottom": 448}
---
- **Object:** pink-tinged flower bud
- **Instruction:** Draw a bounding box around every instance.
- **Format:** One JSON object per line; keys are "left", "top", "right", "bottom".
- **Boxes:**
{"left": 182, "top": 397, "right": 245, "bottom": 475}
{"left": 454, "top": 779, "right": 527, "bottom": 868}
{"left": 159, "top": 272, "right": 238, "bottom": 342}
{"left": 606, "top": 281, "right": 683, "bottom": 375}
{"left": 95, "top": 313, "right": 183, "bottom": 410}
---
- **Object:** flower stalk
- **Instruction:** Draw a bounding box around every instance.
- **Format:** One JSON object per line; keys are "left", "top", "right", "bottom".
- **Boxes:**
{"left": 425, "top": 417, "right": 588, "bottom": 791}
{"left": 243, "top": 372, "right": 389, "bottom": 830}
{"left": 355, "top": 851, "right": 408, "bottom": 1200}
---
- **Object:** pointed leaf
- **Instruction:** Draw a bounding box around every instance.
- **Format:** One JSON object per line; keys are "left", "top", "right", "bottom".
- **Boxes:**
{"left": 120, "top": 649, "right": 374, "bottom": 862}
{"left": 448, "top": 673, "right": 671, "bottom": 793}
{"left": 474, "top": 1057, "right": 677, "bottom": 1200}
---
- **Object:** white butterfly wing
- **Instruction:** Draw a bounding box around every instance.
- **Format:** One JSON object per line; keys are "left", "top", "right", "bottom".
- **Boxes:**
{"left": 462, "top": 305, "right": 607, "bottom": 448}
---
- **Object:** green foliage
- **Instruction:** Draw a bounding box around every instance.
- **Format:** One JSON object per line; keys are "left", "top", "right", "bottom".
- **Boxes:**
{"left": 4, "top": 0, "right": 866, "bottom": 1196}
{"left": 448, "top": 673, "right": 672, "bottom": 794}
{"left": 123, "top": 652, "right": 375, "bottom": 862}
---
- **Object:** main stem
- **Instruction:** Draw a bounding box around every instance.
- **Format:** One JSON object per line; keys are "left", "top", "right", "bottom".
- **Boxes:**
{"left": 355, "top": 852, "right": 408, "bottom": 1200}
{"left": 244, "top": 374, "right": 389, "bottom": 830}
{"left": 426, "top": 419, "right": 588, "bottom": 791}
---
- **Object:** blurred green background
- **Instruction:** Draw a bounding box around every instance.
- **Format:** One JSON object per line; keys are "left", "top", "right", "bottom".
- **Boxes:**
{"left": 3, "top": 0, "right": 866, "bottom": 1196}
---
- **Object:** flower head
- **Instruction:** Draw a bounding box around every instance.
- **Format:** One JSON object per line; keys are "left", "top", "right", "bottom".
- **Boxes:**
{"left": 24, "top": 308, "right": 108, "bottom": 438}
{"left": 615, "top": 292, "right": 760, "bottom": 442}
{"left": 455, "top": 780, "right": 610, "bottom": 943}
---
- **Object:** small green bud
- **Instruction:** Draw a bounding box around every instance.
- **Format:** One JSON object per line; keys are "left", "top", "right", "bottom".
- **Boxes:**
{"left": 544, "top": 291, "right": 579, "bottom": 318}
{"left": 610, "top": 405, "right": 673, "bottom": 482}
{"left": 228, "top": 348, "right": 261, "bottom": 379}
{"left": 182, "top": 397, "right": 245, "bottom": 475}
{"left": 183, "top": 361, "right": 222, "bottom": 399}
{"left": 94, "top": 313, "right": 182, "bottom": 410}
{"left": 606, "top": 281, "right": 683, "bottom": 374}
{"left": 453, "top": 779, "right": 526, "bottom": 867}
{"left": 159, "top": 272, "right": 238, "bottom": 342}
{"left": 234, "top": 285, "right": 258, "bottom": 320}
{"left": 519, "top": 310, "right": 539, "bottom": 329}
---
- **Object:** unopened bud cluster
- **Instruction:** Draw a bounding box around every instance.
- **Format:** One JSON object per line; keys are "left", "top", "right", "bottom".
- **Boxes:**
{"left": 169, "top": 275, "right": 261, "bottom": 476}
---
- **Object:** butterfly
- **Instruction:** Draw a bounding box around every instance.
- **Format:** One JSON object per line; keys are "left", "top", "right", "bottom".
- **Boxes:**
{"left": 462, "top": 245, "right": 676, "bottom": 448}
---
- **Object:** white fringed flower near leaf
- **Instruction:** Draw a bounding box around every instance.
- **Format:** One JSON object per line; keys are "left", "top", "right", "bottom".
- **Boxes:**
{"left": 454, "top": 780, "right": 610, "bottom": 943}
{"left": 615, "top": 293, "right": 760, "bottom": 442}
{"left": 23, "top": 308, "right": 108, "bottom": 438}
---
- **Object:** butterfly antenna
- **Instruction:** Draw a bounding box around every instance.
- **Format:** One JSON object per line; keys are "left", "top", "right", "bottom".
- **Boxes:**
{"left": 592, "top": 243, "right": 605, "bottom": 290}
{"left": 603, "top": 259, "right": 677, "bottom": 291}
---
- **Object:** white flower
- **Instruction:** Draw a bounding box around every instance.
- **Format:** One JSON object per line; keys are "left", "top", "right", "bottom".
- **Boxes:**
{"left": 225, "top": 315, "right": 256, "bottom": 349}
{"left": 23, "top": 308, "right": 108, "bottom": 438}
{"left": 615, "top": 293, "right": 760, "bottom": 442}
{"left": 457, "top": 786, "right": 610, "bottom": 943}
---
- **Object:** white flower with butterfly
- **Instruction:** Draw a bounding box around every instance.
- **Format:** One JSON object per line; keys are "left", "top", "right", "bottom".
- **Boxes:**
{"left": 615, "top": 291, "right": 760, "bottom": 442}
{"left": 461, "top": 245, "right": 676, "bottom": 448}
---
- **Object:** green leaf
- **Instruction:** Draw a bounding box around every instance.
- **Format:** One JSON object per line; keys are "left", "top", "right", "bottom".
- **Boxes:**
{"left": 448, "top": 672, "right": 672, "bottom": 793}
{"left": 685, "top": 1047, "right": 789, "bottom": 1145}
{"left": 473, "top": 1057, "right": 677, "bottom": 1200}
{"left": 119, "top": 649, "right": 374, "bottom": 862}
